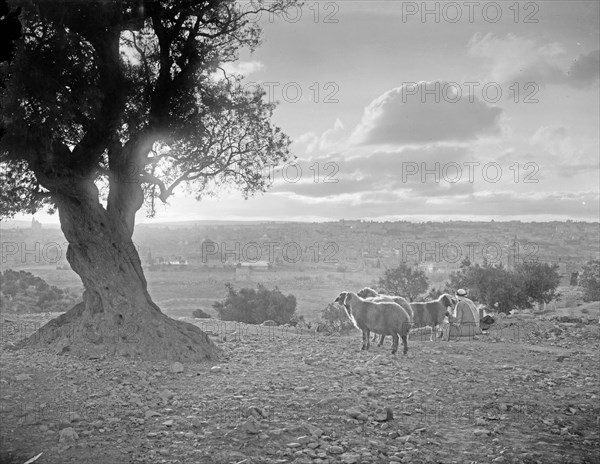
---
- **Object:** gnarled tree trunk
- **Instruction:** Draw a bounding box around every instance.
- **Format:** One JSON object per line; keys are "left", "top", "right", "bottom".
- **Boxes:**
{"left": 21, "top": 158, "right": 219, "bottom": 362}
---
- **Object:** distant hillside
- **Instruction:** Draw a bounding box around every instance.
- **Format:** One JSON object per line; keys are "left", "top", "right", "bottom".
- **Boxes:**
{"left": 0, "top": 269, "right": 80, "bottom": 313}
{"left": 2, "top": 220, "right": 598, "bottom": 276}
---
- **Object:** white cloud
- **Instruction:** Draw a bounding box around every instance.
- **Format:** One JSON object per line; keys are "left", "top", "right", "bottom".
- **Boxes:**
{"left": 295, "top": 118, "right": 347, "bottom": 157}
{"left": 529, "top": 126, "right": 600, "bottom": 178}
{"left": 220, "top": 60, "right": 265, "bottom": 77}
{"left": 351, "top": 82, "right": 503, "bottom": 146}
{"left": 468, "top": 33, "right": 565, "bottom": 84}
{"left": 468, "top": 33, "right": 599, "bottom": 88}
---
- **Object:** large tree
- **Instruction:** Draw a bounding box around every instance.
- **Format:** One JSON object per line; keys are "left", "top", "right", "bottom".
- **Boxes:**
{"left": 0, "top": 0, "right": 295, "bottom": 361}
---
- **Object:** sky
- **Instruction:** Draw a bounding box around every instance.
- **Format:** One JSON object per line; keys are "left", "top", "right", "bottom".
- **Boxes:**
{"left": 16, "top": 1, "right": 600, "bottom": 224}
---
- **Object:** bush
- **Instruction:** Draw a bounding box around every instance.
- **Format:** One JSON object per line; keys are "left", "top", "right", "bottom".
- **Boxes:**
{"left": 1, "top": 269, "right": 79, "bottom": 313}
{"left": 213, "top": 283, "right": 297, "bottom": 325}
{"left": 192, "top": 308, "right": 212, "bottom": 319}
{"left": 579, "top": 260, "right": 600, "bottom": 302}
{"left": 321, "top": 302, "right": 355, "bottom": 334}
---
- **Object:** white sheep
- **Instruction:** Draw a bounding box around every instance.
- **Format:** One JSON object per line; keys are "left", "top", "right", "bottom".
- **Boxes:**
{"left": 334, "top": 291, "right": 412, "bottom": 355}
{"left": 357, "top": 287, "right": 413, "bottom": 346}
{"left": 410, "top": 294, "right": 456, "bottom": 341}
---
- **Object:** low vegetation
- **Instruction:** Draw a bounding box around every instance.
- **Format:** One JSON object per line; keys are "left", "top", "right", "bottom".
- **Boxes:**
{"left": 320, "top": 302, "right": 356, "bottom": 334}
{"left": 0, "top": 269, "right": 79, "bottom": 313}
{"left": 213, "top": 283, "right": 297, "bottom": 325}
{"left": 192, "top": 308, "right": 212, "bottom": 319}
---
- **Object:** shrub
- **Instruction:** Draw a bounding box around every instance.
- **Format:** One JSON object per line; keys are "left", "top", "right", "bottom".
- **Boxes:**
{"left": 192, "top": 308, "right": 212, "bottom": 319}
{"left": 321, "top": 302, "right": 355, "bottom": 334}
{"left": 0, "top": 269, "right": 78, "bottom": 313}
{"left": 213, "top": 283, "right": 297, "bottom": 325}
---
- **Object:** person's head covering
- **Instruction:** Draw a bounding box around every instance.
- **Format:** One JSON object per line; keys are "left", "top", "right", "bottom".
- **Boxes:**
{"left": 456, "top": 288, "right": 468, "bottom": 297}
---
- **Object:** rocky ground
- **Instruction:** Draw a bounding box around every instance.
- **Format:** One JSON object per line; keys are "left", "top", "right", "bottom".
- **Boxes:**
{"left": 0, "top": 313, "right": 599, "bottom": 464}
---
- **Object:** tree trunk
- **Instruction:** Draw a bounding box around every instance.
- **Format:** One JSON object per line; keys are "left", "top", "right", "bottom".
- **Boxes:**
{"left": 21, "top": 187, "right": 220, "bottom": 362}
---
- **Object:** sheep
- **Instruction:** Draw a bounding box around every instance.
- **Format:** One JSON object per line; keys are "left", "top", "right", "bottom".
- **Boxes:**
{"left": 365, "top": 294, "right": 414, "bottom": 347}
{"left": 357, "top": 288, "right": 386, "bottom": 342}
{"left": 409, "top": 294, "right": 456, "bottom": 341}
{"left": 357, "top": 288, "right": 413, "bottom": 346}
{"left": 334, "top": 291, "right": 412, "bottom": 355}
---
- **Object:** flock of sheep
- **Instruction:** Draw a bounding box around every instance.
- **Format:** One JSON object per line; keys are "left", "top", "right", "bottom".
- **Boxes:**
{"left": 334, "top": 287, "right": 487, "bottom": 355}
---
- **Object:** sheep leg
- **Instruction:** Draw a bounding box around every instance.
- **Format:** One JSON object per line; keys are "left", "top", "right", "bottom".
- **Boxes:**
{"left": 362, "top": 329, "right": 371, "bottom": 350}
{"left": 378, "top": 334, "right": 385, "bottom": 347}
{"left": 391, "top": 333, "right": 399, "bottom": 354}
{"left": 401, "top": 334, "right": 408, "bottom": 355}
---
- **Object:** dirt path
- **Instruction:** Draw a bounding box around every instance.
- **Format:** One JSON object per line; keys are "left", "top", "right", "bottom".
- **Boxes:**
{"left": 1, "top": 315, "right": 599, "bottom": 464}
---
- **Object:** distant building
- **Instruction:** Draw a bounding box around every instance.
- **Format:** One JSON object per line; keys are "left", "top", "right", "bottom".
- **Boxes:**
{"left": 239, "top": 260, "right": 270, "bottom": 270}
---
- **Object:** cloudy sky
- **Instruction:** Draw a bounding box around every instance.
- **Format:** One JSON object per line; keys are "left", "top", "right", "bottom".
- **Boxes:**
{"left": 27, "top": 1, "right": 600, "bottom": 223}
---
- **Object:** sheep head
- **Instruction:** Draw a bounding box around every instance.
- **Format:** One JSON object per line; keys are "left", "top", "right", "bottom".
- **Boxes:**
{"left": 334, "top": 291, "right": 348, "bottom": 304}
{"left": 440, "top": 294, "right": 457, "bottom": 308}
{"left": 357, "top": 287, "right": 378, "bottom": 298}
{"left": 335, "top": 291, "right": 354, "bottom": 318}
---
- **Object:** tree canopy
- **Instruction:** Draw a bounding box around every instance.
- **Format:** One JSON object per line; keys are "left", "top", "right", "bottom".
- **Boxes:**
{"left": 445, "top": 258, "right": 561, "bottom": 313}
{"left": 0, "top": 0, "right": 294, "bottom": 223}
{"left": 0, "top": 0, "right": 297, "bottom": 361}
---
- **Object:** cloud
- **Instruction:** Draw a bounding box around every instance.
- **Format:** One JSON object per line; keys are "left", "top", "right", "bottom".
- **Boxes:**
{"left": 263, "top": 189, "right": 599, "bottom": 221}
{"left": 468, "top": 33, "right": 599, "bottom": 88}
{"left": 351, "top": 82, "right": 503, "bottom": 146}
{"left": 221, "top": 60, "right": 265, "bottom": 76}
{"left": 270, "top": 146, "right": 477, "bottom": 199}
{"left": 295, "top": 118, "right": 346, "bottom": 157}
{"left": 529, "top": 126, "right": 600, "bottom": 178}
{"left": 468, "top": 33, "right": 565, "bottom": 84}
{"left": 567, "top": 49, "right": 600, "bottom": 87}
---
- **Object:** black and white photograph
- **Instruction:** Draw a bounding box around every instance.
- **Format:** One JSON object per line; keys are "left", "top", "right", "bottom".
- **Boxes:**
{"left": 0, "top": 1, "right": 599, "bottom": 463}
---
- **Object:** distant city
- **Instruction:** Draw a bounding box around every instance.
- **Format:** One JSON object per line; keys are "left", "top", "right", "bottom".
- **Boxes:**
{"left": 2, "top": 217, "right": 598, "bottom": 286}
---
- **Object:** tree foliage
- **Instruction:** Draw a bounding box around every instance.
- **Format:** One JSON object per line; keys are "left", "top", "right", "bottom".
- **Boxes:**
{"left": 515, "top": 261, "right": 561, "bottom": 305}
{"left": 445, "top": 258, "right": 561, "bottom": 313}
{"left": 377, "top": 263, "right": 429, "bottom": 300}
{"left": 0, "top": 0, "right": 295, "bottom": 220}
{"left": 579, "top": 260, "right": 600, "bottom": 302}
{"left": 213, "top": 283, "right": 297, "bottom": 324}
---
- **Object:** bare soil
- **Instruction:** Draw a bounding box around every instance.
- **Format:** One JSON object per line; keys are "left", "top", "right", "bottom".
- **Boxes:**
{"left": 1, "top": 313, "right": 599, "bottom": 464}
